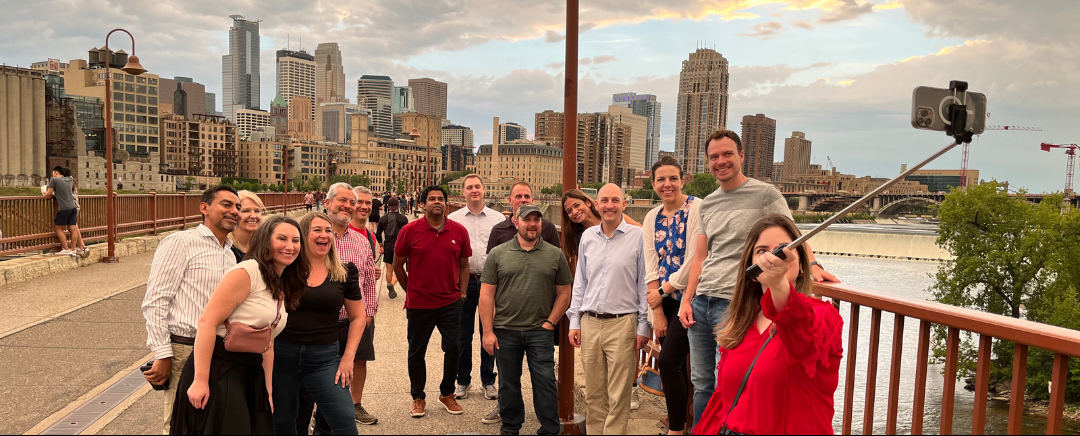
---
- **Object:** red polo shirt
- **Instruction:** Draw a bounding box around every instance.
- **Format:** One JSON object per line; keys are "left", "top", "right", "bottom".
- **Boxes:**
{"left": 395, "top": 218, "right": 473, "bottom": 310}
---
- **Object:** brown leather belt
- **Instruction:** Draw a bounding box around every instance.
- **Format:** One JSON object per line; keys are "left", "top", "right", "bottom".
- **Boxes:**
{"left": 583, "top": 311, "right": 634, "bottom": 320}
{"left": 170, "top": 334, "right": 195, "bottom": 346}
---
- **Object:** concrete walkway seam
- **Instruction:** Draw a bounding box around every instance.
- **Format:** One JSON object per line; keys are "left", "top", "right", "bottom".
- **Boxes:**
{"left": 79, "top": 380, "right": 153, "bottom": 435}
{"left": 24, "top": 353, "right": 153, "bottom": 435}
{"left": 0, "top": 282, "right": 149, "bottom": 340}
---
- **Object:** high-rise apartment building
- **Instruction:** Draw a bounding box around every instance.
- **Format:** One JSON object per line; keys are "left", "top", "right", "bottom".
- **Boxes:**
{"left": 62, "top": 49, "right": 162, "bottom": 156}
{"left": 392, "top": 86, "right": 414, "bottom": 135}
{"left": 205, "top": 92, "right": 218, "bottom": 116}
{"left": 222, "top": 15, "right": 261, "bottom": 122}
{"left": 317, "top": 101, "right": 364, "bottom": 144}
{"left": 612, "top": 92, "right": 662, "bottom": 169}
{"left": 158, "top": 77, "right": 207, "bottom": 118}
{"left": 499, "top": 122, "right": 527, "bottom": 143}
{"left": 408, "top": 78, "right": 447, "bottom": 119}
{"left": 235, "top": 108, "right": 270, "bottom": 140}
{"left": 314, "top": 42, "right": 346, "bottom": 104}
{"left": 276, "top": 49, "right": 316, "bottom": 122}
{"left": 781, "top": 131, "right": 811, "bottom": 183}
{"left": 741, "top": 114, "right": 777, "bottom": 181}
{"left": 357, "top": 75, "right": 394, "bottom": 138}
{"left": 534, "top": 110, "right": 564, "bottom": 148}
{"left": 535, "top": 108, "right": 639, "bottom": 187}
{"left": 442, "top": 124, "right": 474, "bottom": 149}
{"left": 608, "top": 106, "right": 647, "bottom": 173}
{"left": 674, "top": 48, "right": 729, "bottom": 175}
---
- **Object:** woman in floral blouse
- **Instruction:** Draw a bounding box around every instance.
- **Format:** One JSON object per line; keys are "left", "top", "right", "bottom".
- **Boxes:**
{"left": 641, "top": 156, "right": 702, "bottom": 435}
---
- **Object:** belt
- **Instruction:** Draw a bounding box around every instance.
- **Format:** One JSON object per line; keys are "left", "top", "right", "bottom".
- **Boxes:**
{"left": 470, "top": 273, "right": 482, "bottom": 280}
{"left": 169, "top": 334, "right": 195, "bottom": 346}
{"left": 583, "top": 311, "right": 634, "bottom": 320}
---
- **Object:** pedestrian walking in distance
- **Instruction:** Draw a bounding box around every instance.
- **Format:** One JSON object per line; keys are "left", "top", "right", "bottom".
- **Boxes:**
{"left": 376, "top": 197, "right": 409, "bottom": 300}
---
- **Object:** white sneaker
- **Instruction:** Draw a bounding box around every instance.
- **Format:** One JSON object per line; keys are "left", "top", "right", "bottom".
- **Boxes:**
{"left": 76, "top": 248, "right": 90, "bottom": 258}
{"left": 56, "top": 249, "right": 75, "bottom": 256}
{"left": 483, "top": 384, "right": 499, "bottom": 400}
{"left": 481, "top": 404, "right": 501, "bottom": 425}
{"left": 630, "top": 388, "right": 640, "bottom": 411}
{"left": 454, "top": 383, "right": 470, "bottom": 399}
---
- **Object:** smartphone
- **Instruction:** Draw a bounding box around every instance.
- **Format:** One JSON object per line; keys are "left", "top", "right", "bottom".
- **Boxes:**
{"left": 140, "top": 360, "right": 170, "bottom": 391}
{"left": 911, "top": 86, "right": 987, "bottom": 135}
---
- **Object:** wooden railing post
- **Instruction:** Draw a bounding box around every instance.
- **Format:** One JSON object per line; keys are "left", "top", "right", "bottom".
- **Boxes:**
{"left": 1047, "top": 354, "right": 1070, "bottom": 435}
{"left": 863, "top": 308, "right": 883, "bottom": 435}
{"left": 886, "top": 315, "right": 905, "bottom": 435}
{"left": 1007, "top": 344, "right": 1029, "bottom": 435}
{"left": 181, "top": 192, "right": 188, "bottom": 230}
{"left": 842, "top": 303, "right": 860, "bottom": 435}
{"left": 940, "top": 327, "right": 961, "bottom": 435}
{"left": 911, "top": 320, "right": 932, "bottom": 435}
{"left": 149, "top": 192, "right": 158, "bottom": 236}
{"left": 972, "top": 334, "right": 993, "bottom": 434}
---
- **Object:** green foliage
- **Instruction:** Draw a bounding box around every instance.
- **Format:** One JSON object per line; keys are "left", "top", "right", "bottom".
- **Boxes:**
{"left": 580, "top": 182, "right": 605, "bottom": 190}
{"left": 304, "top": 175, "right": 324, "bottom": 192}
{"left": 931, "top": 181, "right": 1080, "bottom": 401}
{"left": 684, "top": 173, "right": 719, "bottom": 199}
{"left": 541, "top": 183, "right": 564, "bottom": 196}
{"left": 788, "top": 196, "right": 801, "bottom": 209}
{"left": 440, "top": 169, "right": 474, "bottom": 186}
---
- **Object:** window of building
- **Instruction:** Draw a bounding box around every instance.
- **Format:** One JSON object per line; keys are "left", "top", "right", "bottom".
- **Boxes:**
{"left": 137, "top": 136, "right": 147, "bottom": 143}
{"left": 136, "top": 85, "right": 146, "bottom": 94}
{"left": 136, "top": 105, "right": 147, "bottom": 114}
{"left": 125, "top": 104, "right": 135, "bottom": 112}
{"left": 124, "top": 83, "right": 134, "bottom": 92}
{"left": 113, "top": 92, "right": 124, "bottom": 101}
{"left": 148, "top": 97, "right": 157, "bottom": 105}
{"left": 149, "top": 137, "right": 158, "bottom": 145}
{"left": 125, "top": 75, "right": 134, "bottom": 82}
{"left": 113, "top": 102, "right": 124, "bottom": 111}
{"left": 148, "top": 78, "right": 157, "bottom": 85}
{"left": 125, "top": 94, "right": 135, "bottom": 102}
{"left": 114, "top": 113, "right": 124, "bottom": 121}
{"left": 125, "top": 134, "right": 136, "bottom": 142}
{"left": 149, "top": 116, "right": 157, "bottom": 124}
{"left": 124, "top": 114, "right": 135, "bottom": 122}
{"left": 149, "top": 127, "right": 158, "bottom": 135}
{"left": 136, "top": 76, "right": 146, "bottom": 84}
{"left": 136, "top": 95, "right": 147, "bottom": 104}
{"left": 149, "top": 87, "right": 157, "bottom": 96}
{"left": 148, "top": 107, "right": 157, "bottom": 115}
{"left": 126, "top": 124, "right": 136, "bottom": 132}
{"left": 113, "top": 73, "right": 124, "bottom": 81}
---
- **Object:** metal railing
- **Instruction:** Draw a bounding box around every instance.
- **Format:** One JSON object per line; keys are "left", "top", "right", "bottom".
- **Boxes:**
{"left": 815, "top": 281, "right": 1079, "bottom": 435}
{"left": 0, "top": 193, "right": 306, "bottom": 257}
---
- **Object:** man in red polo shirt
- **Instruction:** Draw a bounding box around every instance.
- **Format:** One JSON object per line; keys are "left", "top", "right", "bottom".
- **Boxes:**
{"left": 393, "top": 185, "right": 472, "bottom": 419}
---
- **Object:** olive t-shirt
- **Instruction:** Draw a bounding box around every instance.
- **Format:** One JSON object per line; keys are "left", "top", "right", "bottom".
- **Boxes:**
{"left": 481, "top": 237, "right": 574, "bottom": 331}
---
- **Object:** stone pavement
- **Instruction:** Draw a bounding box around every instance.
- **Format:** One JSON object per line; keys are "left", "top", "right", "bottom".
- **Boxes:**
{"left": 1, "top": 224, "right": 669, "bottom": 435}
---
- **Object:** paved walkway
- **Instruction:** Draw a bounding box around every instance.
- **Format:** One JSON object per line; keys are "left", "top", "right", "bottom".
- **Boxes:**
{"left": 0, "top": 224, "right": 667, "bottom": 435}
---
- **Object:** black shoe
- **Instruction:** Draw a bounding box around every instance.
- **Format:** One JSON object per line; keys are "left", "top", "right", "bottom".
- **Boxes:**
{"left": 388, "top": 284, "right": 398, "bottom": 299}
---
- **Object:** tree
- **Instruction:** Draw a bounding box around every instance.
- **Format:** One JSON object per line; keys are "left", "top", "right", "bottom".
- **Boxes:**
{"left": 541, "top": 183, "right": 564, "bottom": 196}
{"left": 684, "top": 173, "right": 718, "bottom": 199}
{"left": 440, "top": 169, "right": 474, "bottom": 185}
{"left": 305, "top": 175, "right": 324, "bottom": 192}
{"left": 932, "top": 181, "right": 1080, "bottom": 401}
{"left": 580, "top": 182, "right": 605, "bottom": 190}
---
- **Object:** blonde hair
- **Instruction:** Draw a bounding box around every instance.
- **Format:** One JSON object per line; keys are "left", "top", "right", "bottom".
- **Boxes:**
{"left": 298, "top": 212, "right": 348, "bottom": 283}
{"left": 229, "top": 190, "right": 266, "bottom": 249}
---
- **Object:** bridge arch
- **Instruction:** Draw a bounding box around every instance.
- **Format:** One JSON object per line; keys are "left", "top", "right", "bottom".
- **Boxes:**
{"left": 875, "top": 196, "right": 942, "bottom": 217}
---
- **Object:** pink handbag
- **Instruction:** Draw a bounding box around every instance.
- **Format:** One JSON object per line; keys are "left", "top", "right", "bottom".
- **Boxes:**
{"left": 223, "top": 299, "right": 282, "bottom": 354}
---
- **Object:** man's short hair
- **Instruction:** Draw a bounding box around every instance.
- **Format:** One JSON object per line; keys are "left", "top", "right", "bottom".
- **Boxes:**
{"left": 708, "top": 129, "right": 743, "bottom": 154}
{"left": 421, "top": 185, "right": 449, "bottom": 203}
{"left": 509, "top": 181, "right": 533, "bottom": 196}
{"left": 353, "top": 185, "right": 372, "bottom": 198}
{"left": 52, "top": 166, "right": 64, "bottom": 174}
{"left": 326, "top": 182, "right": 354, "bottom": 201}
{"left": 462, "top": 174, "right": 484, "bottom": 187}
{"left": 201, "top": 185, "right": 239, "bottom": 206}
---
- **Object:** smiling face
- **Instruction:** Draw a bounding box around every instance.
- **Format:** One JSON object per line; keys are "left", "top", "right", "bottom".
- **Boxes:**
{"left": 270, "top": 222, "right": 302, "bottom": 269}
{"left": 653, "top": 165, "right": 685, "bottom": 202}
{"left": 354, "top": 191, "right": 372, "bottom": 221}
{"left": 202, "top": 191, "right": 241, "bottom": 232}
{"left": 707, "top": 137, "right": 744, "bottom": 184}
{"left": 563, "top": 197, "right": 596, "bottom": 225}
{"left": 517, "top": 213, "right": 543, "bottom": 242}
{"left": 238, "top": 198, "right": 263, "bottom": 233}
{"left": 305, "top": 217, "right": 334, "bottom": 260}
{"left": 326, "top": 187, "right": 357, "bottom": 227}
{"left": 596, "top": 184, "right": 626, "bottom": 227}
{"left": 753, "top": 226, "right": 801, "bottom": 283}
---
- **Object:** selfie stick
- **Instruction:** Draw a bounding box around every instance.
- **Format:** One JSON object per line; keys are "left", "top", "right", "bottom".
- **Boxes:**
{"left": 746, "top": 81, "right": 976, "bottom": 280}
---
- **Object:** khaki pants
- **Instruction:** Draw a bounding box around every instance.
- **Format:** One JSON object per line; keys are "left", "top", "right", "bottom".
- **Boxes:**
{"left": 161, "top": 343, "right": 193, "bottom": 435}
{"left": 580, "top": 315, "right": 638, "bottom": 435}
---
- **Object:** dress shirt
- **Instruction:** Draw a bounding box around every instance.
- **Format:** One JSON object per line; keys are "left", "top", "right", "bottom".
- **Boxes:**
{"left": 142, "top": 225, "right": 237, "bottom": 360}
{"left": 448, "top": 205, "right": 506, "bottom": 274}
{"left": 335, "top": 227, "right": 378, "bottom": 319}
{"left": 567, "top": 218, "right": 651, "bottom": 337}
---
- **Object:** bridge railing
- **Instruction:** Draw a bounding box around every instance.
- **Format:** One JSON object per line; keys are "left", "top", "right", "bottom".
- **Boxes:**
{"left": 814, "top": 281, "right": 1079, "bottom": 435}
{"left": 0, "top": 193, "right": 307, "bottom": 257}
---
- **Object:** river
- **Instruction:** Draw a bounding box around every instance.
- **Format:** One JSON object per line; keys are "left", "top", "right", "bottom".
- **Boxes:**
{"left": 823, "top": 251, "right": 1080, "bottom": 435}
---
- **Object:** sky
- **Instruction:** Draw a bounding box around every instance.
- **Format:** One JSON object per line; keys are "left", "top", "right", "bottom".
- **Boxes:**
{"left": 3, "top": 0, "right": 1077, "bottom": 193}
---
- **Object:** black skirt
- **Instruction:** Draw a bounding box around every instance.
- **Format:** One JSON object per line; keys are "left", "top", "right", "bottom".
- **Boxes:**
{"left": 170, "top": 336, "right": 275, "bottom": 435}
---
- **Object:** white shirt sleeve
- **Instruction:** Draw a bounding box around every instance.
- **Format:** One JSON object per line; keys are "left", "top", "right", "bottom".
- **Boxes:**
{"left": 642, "top": 206, "right": 661, "bottom": 284}
{"left": 667, "top": 200, "right": 702, "bottom": 292}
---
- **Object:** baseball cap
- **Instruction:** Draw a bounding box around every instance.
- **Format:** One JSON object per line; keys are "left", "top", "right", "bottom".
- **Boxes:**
{"left": 515, "top": 204, "right": 543, "bottom": 220}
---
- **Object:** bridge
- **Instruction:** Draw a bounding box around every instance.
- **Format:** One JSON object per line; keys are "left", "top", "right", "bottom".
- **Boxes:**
{"left": 783, "top": 192, "right": 1077, "bottom": 217}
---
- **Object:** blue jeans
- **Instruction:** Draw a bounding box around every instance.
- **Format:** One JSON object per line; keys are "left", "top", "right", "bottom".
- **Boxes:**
{"left": 457, "top": 277, "right": 497, "bottom": 387}
{"left": 687, "top": 295, "right": 731, "bottom": 428}
{"left": 272, "top": 339, "right": 358, "bottom": 435}
{"left": 494, "top": 328, "right": 560, "bottom": 435}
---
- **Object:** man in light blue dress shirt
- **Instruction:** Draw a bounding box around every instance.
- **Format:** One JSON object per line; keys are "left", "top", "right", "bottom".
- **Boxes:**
{"left": 568, "top": 184, "right": 651, "bottom": 435}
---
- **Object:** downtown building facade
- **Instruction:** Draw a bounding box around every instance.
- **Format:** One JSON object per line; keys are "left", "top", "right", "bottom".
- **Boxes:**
{"left": 235, "top": 108, "right": 270, "bottom": 140}
{"left": 674, "top": 48, "right": 729, "bottom": 175}
{"left": 158, "top": 113, "right": 238, "bottom": 178}
{"left": 612, "top": 92, "right": 661, "bottom": 169}
{"left": 534, "top": 106, "right": 645, "bottom": 187}
{"left": 357, "top": 75, "right": 394, "bottom": 138}
{"left": 408, "top": 78, "right": 447, "bottom": 119}
{"left": 158, "top": 77, "right": 208, "bottom": 119}
{"left": 222, "top": 15, "right": 261, "bottom": 122}
{"left": 781, "top": 131, "right": 812, "bottom": 184}
{"left": 276, "top": 49, "right": 316, "bottom": 122}
{"left": 0, "top": 66, "right": 48, "bottom": 187}
{"left": 471, "top": 142, "right": 562, "bottom": 197}
{"left": 314, "top": 42, "right": 346, "bottom": 104}
{"left": 741, "top": 113, "right": 776, "bottom": 181}
{"left": 499, "top": 122, "right": 527, "bottom": 144}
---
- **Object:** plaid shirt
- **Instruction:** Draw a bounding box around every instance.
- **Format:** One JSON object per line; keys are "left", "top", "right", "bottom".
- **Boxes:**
{"left": 336, "top": 227, "right": 378, "bottom": 319}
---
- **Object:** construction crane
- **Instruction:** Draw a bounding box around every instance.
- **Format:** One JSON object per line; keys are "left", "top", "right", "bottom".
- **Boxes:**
{"left": 1040, "top": 143, "right": 1079, "bottom": 194}
{"left": 963, "top": 125, "right": 1043, "bottom": 187}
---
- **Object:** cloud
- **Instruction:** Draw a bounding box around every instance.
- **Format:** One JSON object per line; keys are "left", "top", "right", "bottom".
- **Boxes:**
{"left": 901, "top": 0, "right": 1079, "bottom": 42}
{"left": 581, "top": 55, "right": 617, "bottom": 65}
{"left": 740, "top": 21, "right": 785, "bottom": 39}
{"left": 544, "top": 30, "right": 565, "bottom": 43}
{"left": 791, "top": 20, "right": 815, "bottom": 29}
{"left": 818, "top": 0, "right": 876, "bottom": 23}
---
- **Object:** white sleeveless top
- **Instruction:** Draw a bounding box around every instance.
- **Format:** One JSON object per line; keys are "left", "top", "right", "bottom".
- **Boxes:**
{"left": 216, "top": 260, "right": 289, "bottom": 339}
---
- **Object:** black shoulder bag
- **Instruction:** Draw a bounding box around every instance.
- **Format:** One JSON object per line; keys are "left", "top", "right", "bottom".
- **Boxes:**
{"left": 719, "top": 326, "right": 777, "bottom": 435}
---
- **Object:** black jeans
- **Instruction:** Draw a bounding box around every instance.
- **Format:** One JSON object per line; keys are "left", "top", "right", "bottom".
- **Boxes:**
{"left": 272, "top": 339, "right": 358, "bottom": 435}
{"left": 494, "top": 328, "right": 560, "bottom": 435}
{"left": 296, "top": 322, "right": 349, "bottom": 435}
{"left": 658, "top": 297, "right": 692, "bottom": 432}
{"left": 407, "top": 300, "right": 463, "bottom": 399}
{"left": 457, "top": 277, "right": 497, "bottom": 387}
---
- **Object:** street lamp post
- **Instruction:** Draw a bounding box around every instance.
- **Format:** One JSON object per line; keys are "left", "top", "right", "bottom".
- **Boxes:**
{"left": 102, "top": 29, "right": 147, "bottom": 264}
{"left": 285, "top": 129, "right": 299, "bottom": 192}
{"left": 408, "top": 113, "right": 432, "bottom": 187}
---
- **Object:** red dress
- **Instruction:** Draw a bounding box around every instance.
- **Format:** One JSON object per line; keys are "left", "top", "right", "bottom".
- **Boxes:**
{"left": 694, "top": 286, "right": 844, "bottom": 435}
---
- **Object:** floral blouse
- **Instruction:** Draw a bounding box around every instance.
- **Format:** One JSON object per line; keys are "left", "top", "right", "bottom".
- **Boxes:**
{"left": 653, "top": 196, "right": 696, "bottom": 300}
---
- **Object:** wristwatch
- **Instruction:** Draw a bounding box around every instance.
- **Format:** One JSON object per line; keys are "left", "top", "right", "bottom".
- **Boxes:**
{"left": 811, "top": 261, "right": 825, "bottom": 270}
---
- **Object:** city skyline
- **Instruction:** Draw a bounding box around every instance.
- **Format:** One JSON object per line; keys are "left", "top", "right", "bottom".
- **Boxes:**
{"left": 2, "top": 1, "right": 1078, "bottom": 192}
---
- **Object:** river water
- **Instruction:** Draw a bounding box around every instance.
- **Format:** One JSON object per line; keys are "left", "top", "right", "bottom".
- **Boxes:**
{"left": 823, "top": 252, "right": 1080, "bottom": 435}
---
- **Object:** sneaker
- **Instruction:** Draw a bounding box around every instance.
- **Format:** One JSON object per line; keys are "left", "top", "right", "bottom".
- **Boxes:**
{"left": 56, "top": 249, "right": 75, "bottom": 256}
{"left": 438, "top": 394, "right": 465, "bottom": 415}
{"left": 410, "top": 399, "right": 426, "bottom": 418}
{"left": 630, "top": 388, "right": 640, "bottom": 411}
{"left": 483, "top": 384, "right": 499, "bottom": 400}
{"left": 354, "top": 403, "right": 378, "bottom": 425}
{"left": 455, "top": 383, "right": 470, "bottom": 399}
{"left": 388, "top": 284, "right": 398, "bottom": 299}
{"left": 76, "top": 248, "right": 90, "bottom": 258}
{"left": 481, "top": 405, "right": 502, "bottom": 425}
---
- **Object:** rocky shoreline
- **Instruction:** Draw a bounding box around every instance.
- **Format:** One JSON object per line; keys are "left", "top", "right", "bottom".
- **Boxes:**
{"left": 967, "top": 378, "right": 1080, "bottom": 423}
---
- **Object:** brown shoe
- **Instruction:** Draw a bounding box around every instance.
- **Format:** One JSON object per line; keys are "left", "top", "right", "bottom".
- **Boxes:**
{"left": 438, "top": 394, "right": 465, "bottom": 415}
{"left": 410, "top": 399, "right": 426, "bottom": 418}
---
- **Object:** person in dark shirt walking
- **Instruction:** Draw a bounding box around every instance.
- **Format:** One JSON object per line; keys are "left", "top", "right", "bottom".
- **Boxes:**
{"left": 377, "top": 197, "right": 410, "bottom": 299}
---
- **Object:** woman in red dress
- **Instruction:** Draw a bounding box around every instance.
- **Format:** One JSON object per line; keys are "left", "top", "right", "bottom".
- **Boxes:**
{"left": 694, "top": 214, "right": 844, "bottom": 435}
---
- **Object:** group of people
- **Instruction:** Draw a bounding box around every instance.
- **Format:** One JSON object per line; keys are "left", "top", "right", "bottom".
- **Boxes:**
{"left": 43, "top": 165, "right": 89, "bottom": 258}
{"left": 139, "top": 128, "right": 846, "bottom": 435}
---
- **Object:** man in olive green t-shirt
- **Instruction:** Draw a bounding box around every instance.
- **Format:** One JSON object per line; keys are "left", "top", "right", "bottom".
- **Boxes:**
{"left": 479, "top": 204, "right": 573, "bottom": 434}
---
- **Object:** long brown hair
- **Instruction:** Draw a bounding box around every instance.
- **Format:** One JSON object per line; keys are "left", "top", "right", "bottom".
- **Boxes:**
{"left": 246, "top": 215, "right": 309, "bottom": 310}
{"left": 560, "top": 189, "right": 601, "bottom": 261}
{"left": 715, "top": 214, "right": 814, "bottom": 350}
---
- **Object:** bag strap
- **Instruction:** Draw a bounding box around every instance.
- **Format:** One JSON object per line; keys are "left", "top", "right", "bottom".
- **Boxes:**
{"left": 721, "top": 325, "right": 777, "bottom": 433}
{"left": 270, "top": 298, "right": 283, "bottom": 329}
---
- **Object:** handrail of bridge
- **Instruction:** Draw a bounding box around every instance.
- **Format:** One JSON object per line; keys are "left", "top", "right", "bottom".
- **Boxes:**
{"left": 0, "top": 193, "right": 307, "bottom": 258}
{"left": 814, "top": 281, "right": 1078, "bottom": 435}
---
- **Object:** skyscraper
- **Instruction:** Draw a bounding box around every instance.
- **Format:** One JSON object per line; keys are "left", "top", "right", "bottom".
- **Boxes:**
{"left": 612, "top": 92, "right": 661, "bottom": 169}
{"left": 276, "top": 49, "right": 316, "bottom": 123}
{"left": 499, "top": 122, "right": 527, "bottom": 143}
{"left": 534, "top": 111, "right": 564, "bottom": 148}
{"left": 674, "top": 48, "right": 729, "bottom": 175}
{"left": 222, "top": 14, "right": 260, "bottom": 122}
{"left": 741, "top": 114, "right": 777, "bottom": 181}
{"left": 607, "top": 106, "right": 647, "bottom": 173}
{"left": 357, "top": 75, "right": 394, "bottom": 138}
{"left": 408, "top": 78, "right": 447, "bottom": 119}
{"left": 392, "top": 86, "right": 414, "bottom": 135}
{"left": 314, "top": 42, "right": 345, "bottom": 104}
{"left": 781, "top": 131, "right": 812, "bottom": 183}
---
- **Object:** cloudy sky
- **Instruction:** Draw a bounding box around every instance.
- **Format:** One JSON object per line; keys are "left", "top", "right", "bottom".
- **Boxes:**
{"left": 4, "top": 0, "right": 1077, "bottom": 193}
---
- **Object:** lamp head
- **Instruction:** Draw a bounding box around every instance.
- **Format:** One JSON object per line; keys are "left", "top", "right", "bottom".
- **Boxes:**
{"left": 409, "top": 127, "right": 421, "bottom": 140}
{"left": 121, "top": 54, "right": 147, "bottom": 76}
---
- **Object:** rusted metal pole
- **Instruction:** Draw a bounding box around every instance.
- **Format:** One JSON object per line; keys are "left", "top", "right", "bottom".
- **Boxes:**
{"left": 559, "top": 0, "right": 581, "bottom": 434}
